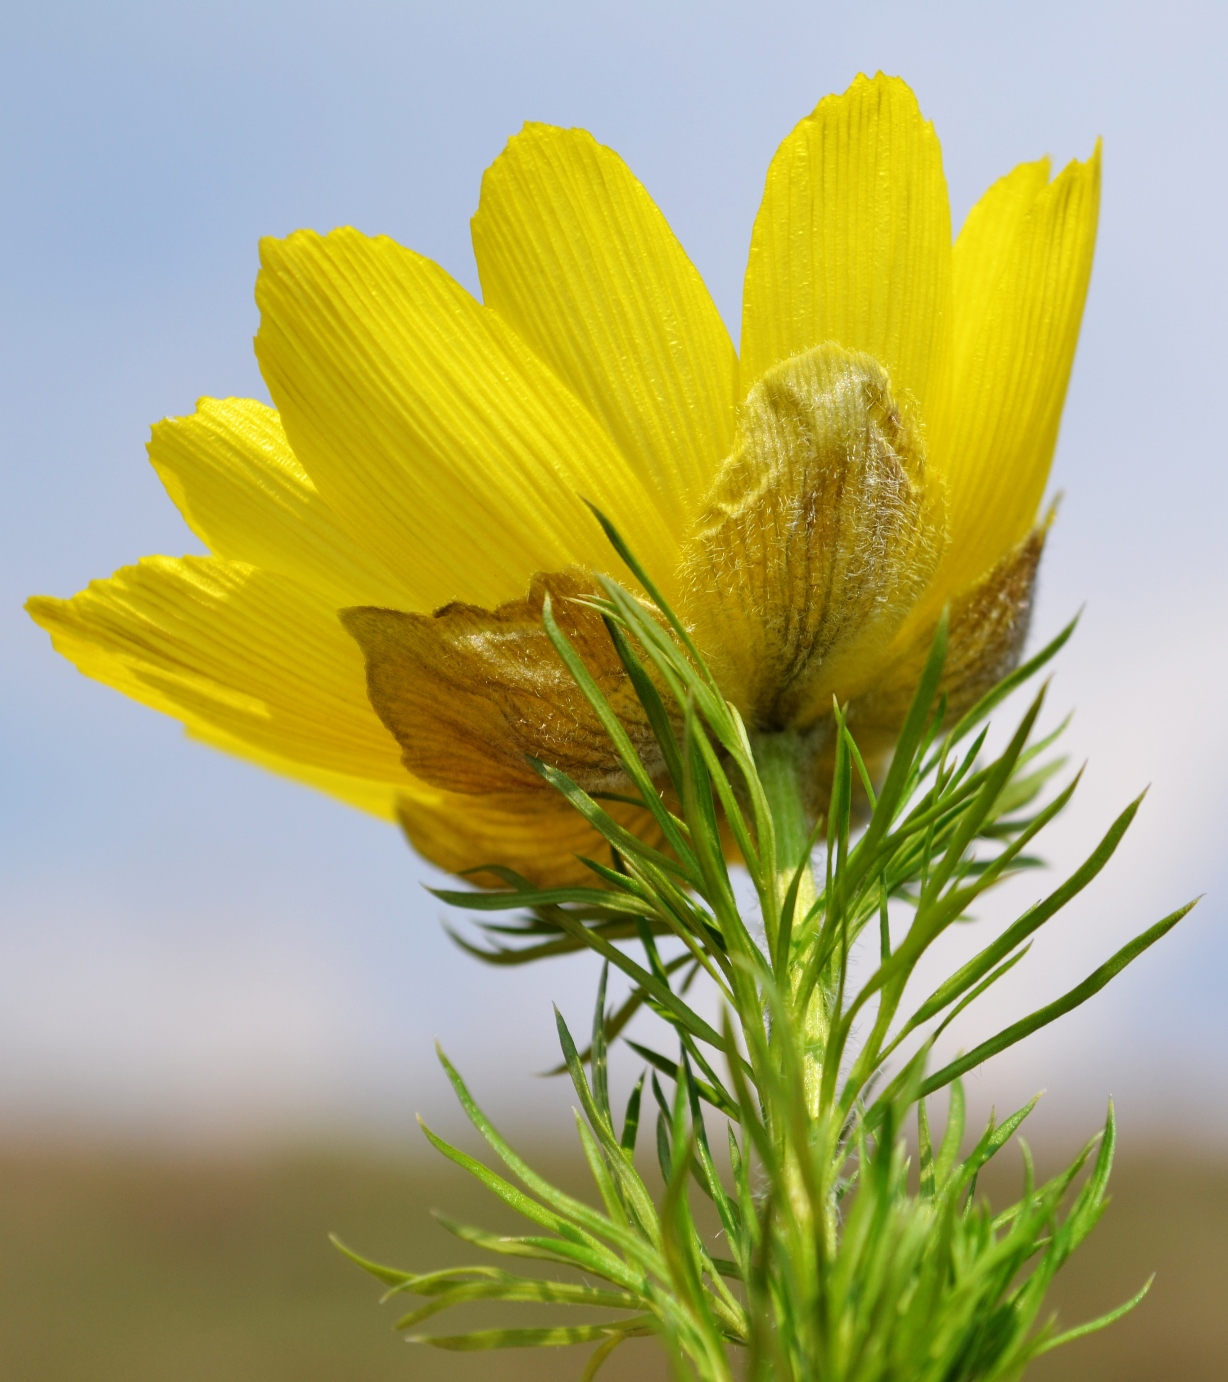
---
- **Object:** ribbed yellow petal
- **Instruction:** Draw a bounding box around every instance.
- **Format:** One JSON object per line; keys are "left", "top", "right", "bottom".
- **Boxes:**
{"left": 925, "top": 144, "right": 1101, "bottom": 599}
{"left": 950, "top": 160, "right": 1053, "bottom": 362}
{"left": 472, "top": 124, "right": 738, "bottom": 529}
{"left": 186, "top": 723, "right": 408, "bottom": 820}
{"left": 741, "top": 73, "right": 952, "bottom": 415}
{"left": 255, "top": 229, "right": 679, "bottom": 610}
{"left": 149, "top": 397, "right": 413, "bottom": 609}
{"left": 27, "top": 557, "right": 408, "bottom": 788}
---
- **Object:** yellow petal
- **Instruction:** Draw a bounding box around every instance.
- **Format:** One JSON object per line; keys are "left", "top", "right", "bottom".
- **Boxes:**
{"left": 926, "top": 145, "right": 1101, "bottom": 599}
{"left": 343, "top": 568, "right": 659, "bottom": 796}
{"left": 397, "top": 787, "right": 666, "bottom": 890}
{"left": 682, "top": 344, "right": 945, "bottom": 730}
{"left": 472, "top": 124, "right": 738, "bottom": 527}
{"left": 741, "top": 72, "right": 952, "bottom": 415}
{"left": 255, "top": 229, "right": 679, "bottom": 610}
{"left": 27, "top": 557, "right": 408, "bottom": 789}
{"left": 186, "top": 722, "right": 407, "bottom": 820}
{"left": 149, "top": 396, "right": 413, "bottom": 609}
{"left": 950, "top": 159, "right": 1053, "bottom": 362}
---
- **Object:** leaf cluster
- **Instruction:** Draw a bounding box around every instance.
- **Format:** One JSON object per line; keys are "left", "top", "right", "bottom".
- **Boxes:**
{"left": 343, "top": 515, "right": 1193, "bottom": 1380}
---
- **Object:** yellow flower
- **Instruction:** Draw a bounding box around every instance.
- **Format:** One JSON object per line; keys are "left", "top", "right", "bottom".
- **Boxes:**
{"left": 28, "top": 73, "right": 1099, "bottom": 888}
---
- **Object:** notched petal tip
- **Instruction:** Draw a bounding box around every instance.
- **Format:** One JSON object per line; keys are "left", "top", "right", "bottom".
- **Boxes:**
{"left": 342, "top": 567, "right": 661, "bottom": 799}
{"left": 933, "top": 137, "right": 1100, "bottom": 596}
{"left": 742, "top": 70, "right": 952, "bottom": 412}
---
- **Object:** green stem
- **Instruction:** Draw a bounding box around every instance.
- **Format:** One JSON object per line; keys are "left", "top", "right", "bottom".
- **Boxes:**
{"left": 752, "top": 730, "right": 814, "bottom": 908}
{"left": 750, "top": 731, "right": 826, "bottom": 1116}
{"left": 751, "top": 731, "right": 836, "bottom": 1276}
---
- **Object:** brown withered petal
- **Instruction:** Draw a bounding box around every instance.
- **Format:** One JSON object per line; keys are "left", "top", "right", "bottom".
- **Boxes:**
{"left": 681, "top": 344, "right": 946, "bottom": 733}
{"left": 779, "top": 530, "right": 1044, "bottom": 829}
{"left": 341, "top": 567, "right": 660, "bottom": 798}
{"left": 847, "top": 526, "right": 1045, "bottom": 753}
{"left": 396, "top": 786, "right": 667, "bottom": 890}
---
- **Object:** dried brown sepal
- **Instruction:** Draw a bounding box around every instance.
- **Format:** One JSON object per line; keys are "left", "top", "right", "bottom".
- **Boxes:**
{"left": 849, "top": 526, "right": 1046, "bottom": 751}
{"left": 342, "top": 568, "right": 661, "bottom": 798}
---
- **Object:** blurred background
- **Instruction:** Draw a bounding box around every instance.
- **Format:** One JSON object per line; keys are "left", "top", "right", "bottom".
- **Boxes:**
{"left": 2, "top": 1, "right": 1226, "bottom": 1377}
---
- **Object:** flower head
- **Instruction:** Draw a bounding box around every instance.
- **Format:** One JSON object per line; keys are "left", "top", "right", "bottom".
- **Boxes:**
{"left": 28, "top": 74, "right": 1099, "bottom": 886}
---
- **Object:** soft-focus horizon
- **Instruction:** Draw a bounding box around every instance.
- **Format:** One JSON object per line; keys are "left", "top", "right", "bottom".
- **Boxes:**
{"left": 3, "top": 0, "right": 1227, "bottom": 1153}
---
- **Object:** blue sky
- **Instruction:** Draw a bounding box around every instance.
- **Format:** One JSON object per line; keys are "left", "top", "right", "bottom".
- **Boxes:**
{"left": 2, "top": 0, "right": 1227, "bottom": 1147}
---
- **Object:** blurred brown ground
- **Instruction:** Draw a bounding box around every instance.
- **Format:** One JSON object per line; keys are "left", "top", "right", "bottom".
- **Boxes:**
{"left": 1, "top": 1142, "right": 1224, "bottom": 1380}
